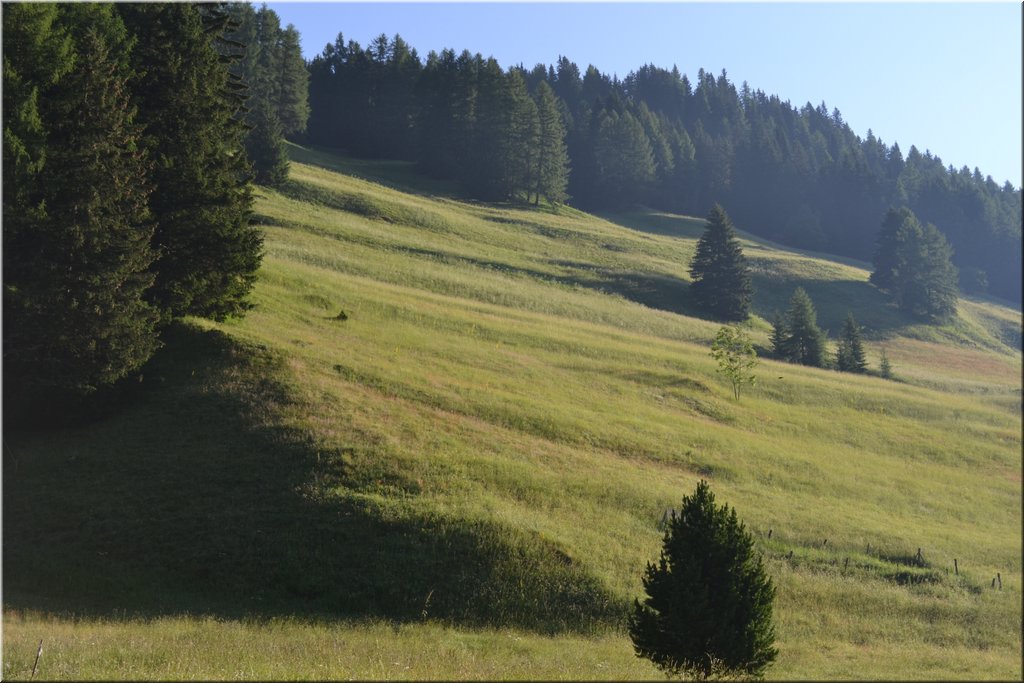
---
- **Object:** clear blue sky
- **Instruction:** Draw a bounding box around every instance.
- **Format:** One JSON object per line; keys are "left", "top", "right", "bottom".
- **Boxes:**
{"left": 268, "top": 2, "right": 1022, "bottom": 188}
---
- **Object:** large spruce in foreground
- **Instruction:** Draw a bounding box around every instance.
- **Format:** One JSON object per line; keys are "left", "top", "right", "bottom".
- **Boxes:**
{"left": 689, "top": 204, "right": 753, "bottom": 321}
{"left": 3, "top": 4, "right": 160, "bottom": 403}
{"left": 119, "top": 2, "right": 261, "bottom": 322}
{"left": 630, "top": 480, "right": 777, "bottom": 679}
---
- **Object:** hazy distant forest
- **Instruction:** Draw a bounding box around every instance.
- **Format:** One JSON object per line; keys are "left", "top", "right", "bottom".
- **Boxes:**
{"left": 301, "top": 32, "right": 1022, "bottom": 304}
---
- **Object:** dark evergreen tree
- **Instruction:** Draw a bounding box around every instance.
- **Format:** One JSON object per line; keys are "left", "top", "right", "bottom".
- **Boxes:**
{"left": 415, "top": 47, "right": 473, "bottom": 179}
{"left": 689, "top": 204, "right": 753, "bottom": 321}
{"left": 468, "top": 61, "right": 538, "bottom": 200}
{"left": 276, "top": 23, "right": 309, "bottom": 136}
{"left": 4, "top": 4, "right": 160, "bottom": 401}
{"left": 224, "top": 2, "right": 258, "bottom": 92}
{"left": 245, "top": 96, "right": 290, "bottom": 186}
{"left": 835, "top": 311, "right": 868, "bottom": 373}
{"left": 304, "top": 32, "right": 347, "bottom": 150}
{"left": 252, "top": 3, "right": 282, "bottom": 106}
{"left": 2, "top": 3, "right": 74, "bottom": 267}
{"left": 224, "top": 2, "right": 293, "bottom": 184}
{"left": 119, "top": 2, "right": 261, "bottom": 321}
{"left": 507, "top": 69, "right": 540, "bottom": 201}
{"left": 531, "top": 80, "right": 570, "bottom": 205}
{"left": 780, "top": 287, "right": 827, "bottom": 367}
{"left": 769, "top": 311, "right": 787, "bottom": 358}
{"left": 592, "top": 106, "right": 655, "bottom": 206}
{"left": 629, "top": 480, "right": 777, "bottom": 679}
{"left": 467, "top": 57, "right": 513, "bottom": 199}
{"left": 870, "top": 207, "right": 958, "bottom": 320}
{"left": 879, "top": 348, "right": 893, "bottom": 379}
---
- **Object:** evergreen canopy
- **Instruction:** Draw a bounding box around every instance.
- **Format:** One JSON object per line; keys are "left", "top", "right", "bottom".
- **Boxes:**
{"left": 3, "top": 4, "right": 160, "bottom": 402}
{"left": 836, "top": 311, "right": 868, "bottom": 373}
{"left": 629, "top": 480, "right": 777, "bottom": 679}
{"left": 3, "top": 2, "right": 266, "bottom": 412}
{"left": 120, "top": 2, "right": 261, "bottom": 321}
{"left": 776, "top": 287, "right": 827, "bottom": 367}
{"left": 870, "top": 207, "right": 959, "bottom": 321}
{"left": 689, "top": 204, "right": 753, "bottom": 321}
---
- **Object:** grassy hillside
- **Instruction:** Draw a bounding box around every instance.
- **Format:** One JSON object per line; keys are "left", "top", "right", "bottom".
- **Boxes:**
{"left": 4, "top": 144, "right": 1021, "bottom": 680}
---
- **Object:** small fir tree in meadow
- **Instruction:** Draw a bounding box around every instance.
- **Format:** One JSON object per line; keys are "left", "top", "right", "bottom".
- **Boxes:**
{"left": 710, "top": 326, "right": 758, "bottom": 400}
{"left": 879, "top": 348, "right": 893, "bottom": 379}
{"left": 780, "top": 287, "right": 826, "bottom": 367}
{"left": 629, "top": 480, "right": 777, "bottom": 680}
{"left": 835, "top": 311, "right": 868, "bottom": 373}
{"left": 769, "top": 311, "right": 787, "bottom": 358}
{"left": 689, "top": 204, "right": 753, "bottom": 321}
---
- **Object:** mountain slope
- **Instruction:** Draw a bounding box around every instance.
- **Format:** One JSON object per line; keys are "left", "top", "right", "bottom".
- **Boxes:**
{"left": 4, "top": 144, "right": 1020, "bottom": 680}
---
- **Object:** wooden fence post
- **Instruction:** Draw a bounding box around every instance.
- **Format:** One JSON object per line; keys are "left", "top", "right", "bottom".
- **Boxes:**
{"left": 30, "top": 640, "right": 42, "bottom": 681}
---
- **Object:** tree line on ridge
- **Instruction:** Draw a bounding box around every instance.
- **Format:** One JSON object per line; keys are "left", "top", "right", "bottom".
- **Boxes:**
{"left": 302, "top": 32, "right": 1021, "bottom": 304}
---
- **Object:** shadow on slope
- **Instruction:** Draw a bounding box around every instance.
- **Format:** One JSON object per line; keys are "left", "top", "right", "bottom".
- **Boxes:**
{"left": 286, "top": 143, "right": 464, "bottom": 200}
{"left": 3, "top": 323, "right": 621, "bottom": 633}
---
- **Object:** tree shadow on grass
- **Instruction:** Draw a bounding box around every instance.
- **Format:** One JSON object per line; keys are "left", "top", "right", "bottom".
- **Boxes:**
{"left": 3, "top": 323, "right": 622, "bottom": 633}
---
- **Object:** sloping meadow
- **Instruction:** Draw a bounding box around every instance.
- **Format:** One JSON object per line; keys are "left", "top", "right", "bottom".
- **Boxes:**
{"left": 4, "top": 146, "right": 1020, "bottom": 680}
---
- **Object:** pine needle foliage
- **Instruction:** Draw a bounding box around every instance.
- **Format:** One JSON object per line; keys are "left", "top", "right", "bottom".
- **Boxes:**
{"left": 835, "top": 311, "right": 868, "bottom": 373}
{"left": 119, "top": 2, "right": 261, "bottom": 322}
{"left": 871, "top": 206, "right": 958, "bottom": 321}
{"left": 3, "top": 4, "right": 160, "bottom": 401}
{"left": 768, "top": 311, "right": 787, "bottom": 359}
{"left": 779, "top": 287, "right": 827, "bottom": 367}
{"left": 879, "top": 348, "right": 894, "bottom": 380}
{"left": 629, "top": 480, "right": 777, "bottom": 680}
{"left": 689, "top": 204, "right": 752, "bottom": 321}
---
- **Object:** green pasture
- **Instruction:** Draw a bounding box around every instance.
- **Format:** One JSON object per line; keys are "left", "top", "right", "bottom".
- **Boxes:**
{"left": 4, "top": 144, "right": 1020, "bottom": 679}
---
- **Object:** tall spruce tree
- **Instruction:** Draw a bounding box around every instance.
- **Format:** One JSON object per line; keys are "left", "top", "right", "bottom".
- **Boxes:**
{"left": 780, "top": 287, "right": 827, "bottom": 367}
{"left": 2, "top": 3, "right": 73, "bottom": 275}
{"left": 276, "top": 24, "right": 310, "bottom": 137}
{"left": 119, "top": 3, "right": 261, "bottom": 321}
{"left": 224, "top": 2, "right": 295, "bottom": 184}
{"left": 870, "top": 206, "right": 958, "bottom": 320}
{"left": 689, "top": 204, "right": 753, "bottom": 321}
{"left": 768, "top": 311, "right": 787, "bottom": 358}
{"left": 531, "top": 80, "right": 570, "bottom": 205}
{"left": 835, "top": 311, "right": 868, "bottom": 373}
{"left": 592, "top": 107, "right": 656, "bottom": 206}
{"left": 508, "top": 69, "right": 540, "bottom": 201}
{"left": 3, "top": 4, "right": 160, "bottom": 403}
{"left": 629, "top": 480, "right": 777, "bottom": 679}
{"left": 245, "top": 96, "right": 290, "bottom": 185}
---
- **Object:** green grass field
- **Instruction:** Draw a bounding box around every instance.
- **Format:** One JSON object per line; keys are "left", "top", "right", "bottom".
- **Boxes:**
{"left": 4, "top": 143, "right": 1021, "bottom": 680}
